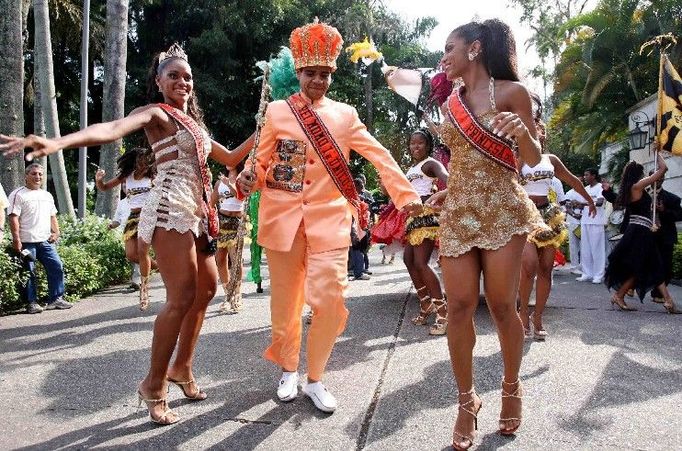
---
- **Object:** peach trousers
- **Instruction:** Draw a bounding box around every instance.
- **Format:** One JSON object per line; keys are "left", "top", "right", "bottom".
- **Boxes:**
{"left": 263, "top": 223, "right": 349, "bottom": 381}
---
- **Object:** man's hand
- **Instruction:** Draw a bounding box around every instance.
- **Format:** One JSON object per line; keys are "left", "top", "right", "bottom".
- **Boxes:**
{"left": 237, "top": 170, "right": 257, "bottom": 195}
{"left": 108, "top": 221, "right": 120, "bottom": 230}
{"left": 48, "top": 232, "right": 59, "bottom": 243}
{"left": 12, "top": 239, "right": 22, "bottom": 252}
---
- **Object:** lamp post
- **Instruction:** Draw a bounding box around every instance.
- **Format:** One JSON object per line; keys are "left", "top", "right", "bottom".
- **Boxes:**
{"left": 627, "top": 110, "right": 654, "bottom": 150}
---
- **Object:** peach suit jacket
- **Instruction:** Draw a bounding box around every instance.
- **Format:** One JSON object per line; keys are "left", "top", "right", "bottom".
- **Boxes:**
{"left": 245, "top": 94, "right": 420, "bottom": 254}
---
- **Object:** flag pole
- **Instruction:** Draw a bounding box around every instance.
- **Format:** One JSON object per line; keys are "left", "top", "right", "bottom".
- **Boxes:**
{"left": 652, "top": 53, "right": 665, "bottom": 230}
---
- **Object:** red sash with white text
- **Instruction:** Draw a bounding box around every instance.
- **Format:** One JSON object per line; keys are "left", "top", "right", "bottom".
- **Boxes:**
{"left": 158, "top": 103, "right": 219, "bottom": 238}
{"left": 446, "top": 89, "right": 517, "bottom": 172}
{"left": 286, "top": 93, "right": 367, "bottom": 228}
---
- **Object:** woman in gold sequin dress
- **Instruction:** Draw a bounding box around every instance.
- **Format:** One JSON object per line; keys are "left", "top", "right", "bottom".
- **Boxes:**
{"left": 1, "top": 44, "right": 253, "bottom": 426}
{"left": 425, "top": 20, "right": 545, "bottom": 449}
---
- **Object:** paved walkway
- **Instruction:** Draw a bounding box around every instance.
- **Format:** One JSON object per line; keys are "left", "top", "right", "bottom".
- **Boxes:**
{"left": 1, "top": 249, "right": 681, "bottom": 450}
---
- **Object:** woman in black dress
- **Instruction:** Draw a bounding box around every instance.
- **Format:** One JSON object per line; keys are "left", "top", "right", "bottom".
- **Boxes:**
{"left": 605, "top": 152, "right": 679, "bottom": 313}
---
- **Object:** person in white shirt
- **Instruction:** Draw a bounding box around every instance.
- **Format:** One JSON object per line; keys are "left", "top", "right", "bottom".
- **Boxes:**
{"left": 577, "top": 168, "right": 607, "bottom": 283}
{"left": 109, "top": 192, "right": 142, "bottom": 290}
{"left": 0, "top": 182, "right": 8, "bottom": 236}
{"left": 563, "top": 188, "right": 587, "bottom": 274}
{"left": 7, "top": 163, "right": 71, "bottom": 313}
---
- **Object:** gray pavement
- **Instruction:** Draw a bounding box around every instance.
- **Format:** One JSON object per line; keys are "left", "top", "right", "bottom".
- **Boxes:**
{"left": 1, "top": 248, "right": 681, "bottom": 450}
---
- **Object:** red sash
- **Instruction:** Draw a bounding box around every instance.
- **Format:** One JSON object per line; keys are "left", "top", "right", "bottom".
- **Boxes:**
{"left": 158, "top": 103, "right": 219, "bottom": 238}
{"left": 286, "top": 93, "right": 367, "bottom": 229}
{"left": 446, "top": 88, "right": 517, "bottom": 172}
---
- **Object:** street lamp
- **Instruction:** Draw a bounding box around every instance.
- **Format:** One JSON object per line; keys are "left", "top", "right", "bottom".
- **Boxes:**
{"left": 627, "top": 110, "right": 654, "bottom": 150}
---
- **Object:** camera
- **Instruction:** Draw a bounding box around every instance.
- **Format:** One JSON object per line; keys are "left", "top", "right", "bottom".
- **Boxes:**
{"left": 19, "top": 249, "right": 36, "bottom": 263}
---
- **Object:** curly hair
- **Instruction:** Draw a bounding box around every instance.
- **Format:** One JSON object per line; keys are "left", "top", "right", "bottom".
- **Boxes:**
{"left": 616, "top": 161, "right": 644, "bottom": 208}
{"left": 146, "top": 53, "right": 206, "bottom": 130}
{"left": 116, "top": 147, "right": 155, "bottom": 180}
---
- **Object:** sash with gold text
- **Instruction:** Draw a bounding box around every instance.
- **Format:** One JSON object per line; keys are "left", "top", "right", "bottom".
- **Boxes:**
{"left": 446, "top": 89, "right": 517, "bottom": 172}
{"left": 286, "top": 93, "right": 367, "bottom": 228}
{"left": 158, "top": 103, "right": 219, "bottom": 238}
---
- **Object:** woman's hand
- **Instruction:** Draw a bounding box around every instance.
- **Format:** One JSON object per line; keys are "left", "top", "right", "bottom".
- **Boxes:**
{"left": 0, "top": 134, "right": 60, "bottom": 160}
{"left": 95, "top": 169, "right": 105, "bottom": 182}
{"left": 587, "top": 202, "right": 597, "bottom": 218}
{"left": 401, "top": 200, "right": 423, "bottom": 217}
{"left": 425, "top": 190, "right": 447, "bottom": 211}
{"left": 491, "top": 112, "right": 529, "bottom": 141}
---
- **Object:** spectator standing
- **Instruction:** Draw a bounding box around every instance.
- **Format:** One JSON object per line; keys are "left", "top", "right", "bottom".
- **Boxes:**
{"left": 356, "top": 176, "right": 374, "bottom": 275}
{"left": 0, "top": 182, "right": 7, "bottom": 235}
{"left": 563, "top": 188, "right": 585, "bottom": 274}
{"left": 577, "top": 168, "right": 607, "bottom": 283}
{"left": 7, "top": 163, "right": 71, "bottom": 313}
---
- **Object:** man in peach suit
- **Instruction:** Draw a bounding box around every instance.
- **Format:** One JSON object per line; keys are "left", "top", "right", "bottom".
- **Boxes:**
{"left": 237, "top": 19, "right": 421, "bottom": 413}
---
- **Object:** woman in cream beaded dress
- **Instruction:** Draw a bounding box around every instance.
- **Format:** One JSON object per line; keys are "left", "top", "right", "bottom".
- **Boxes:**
{"left": 1, "top": 43, "right": 253, "bottom": 426}
{"left": 425, "top": 20, "right": 545, "bottom": 450}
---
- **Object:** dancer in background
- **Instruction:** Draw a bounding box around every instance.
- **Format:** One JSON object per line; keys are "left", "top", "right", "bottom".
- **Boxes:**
{"left": 427, "top": 19, "right": 545, "bottom": 449}
{"left": 1, "top": 43, "right": 253, "bottom": 425}
{"left": 96, "top": 147, "right": 157, "bottom": 310}
{"left": 404, "top": 128, "right": 449, "bottom": 335}
{"left": 605, "top": 153, "right": 680, "bottom": 313}
{"left": 517, "top": 95, "right": 595, "bottom": 340}
{"left": 211, "top": 167, "right": 245, "bottom": 313}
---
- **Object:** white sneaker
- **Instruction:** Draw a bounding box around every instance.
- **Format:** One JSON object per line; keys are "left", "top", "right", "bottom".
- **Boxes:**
{"left": 302, "top": 381, "right": 337, "bottom": 413}
{"left": 591, "top": 277, "right": 603, "bottom": 284}
{"left": 576, "top": 275, "right": 591, "bottom": 282}
{"left": 570, "top": 268, "right": 583, "bottom": 275}
{"left": 277, "top": 371, "right": 299, "bottom": 402}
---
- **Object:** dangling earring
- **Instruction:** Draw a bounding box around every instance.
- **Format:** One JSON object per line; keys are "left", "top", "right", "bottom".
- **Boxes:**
{"left": 468, "top": 52, "right": 477, "bottom": 61}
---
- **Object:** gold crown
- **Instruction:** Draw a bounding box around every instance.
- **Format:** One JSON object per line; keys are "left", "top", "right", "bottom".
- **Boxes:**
{"left": 289, "top": 18, "right": 343, "bottom": 71}
{"left": 159, "top": 43, "right": 188, "bottom": 65}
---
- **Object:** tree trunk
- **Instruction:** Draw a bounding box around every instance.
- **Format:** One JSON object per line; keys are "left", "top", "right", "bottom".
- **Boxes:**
{"left": 364, "top": 65, "right": 374, "bottom": 134}
{"left": 95, "top": 0, "right": 129, "bottom": 218}
{"left": 33, "top": 68, "right": 48, "bottom": 189}
{"left": 34, "top": 0, "right": 76, "bottom": 217}
{"left": 0, "top": 0, "right": 26, "bottom": 192}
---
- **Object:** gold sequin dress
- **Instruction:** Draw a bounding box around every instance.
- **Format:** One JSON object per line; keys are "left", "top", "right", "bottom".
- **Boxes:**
{"left": 438, "top": 107, "right": 544, "bottom": 258}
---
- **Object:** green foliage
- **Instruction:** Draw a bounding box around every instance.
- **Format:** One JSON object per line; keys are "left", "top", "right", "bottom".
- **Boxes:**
{"left": 0, "top": 214, "right": 130, "bottom": 314}
{"left": 673, "top": 235, "right": 682, "bottom": 280}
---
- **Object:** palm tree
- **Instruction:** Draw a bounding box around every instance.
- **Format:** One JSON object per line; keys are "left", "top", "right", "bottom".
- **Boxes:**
{"left": 34, "top": 0, "right": 76, "bottom": 217}
{"left": 0, "top": 0, "right": 26, "bottom": 192}
{"left": 95, "top": 0, "right": 129, "bottom": 218}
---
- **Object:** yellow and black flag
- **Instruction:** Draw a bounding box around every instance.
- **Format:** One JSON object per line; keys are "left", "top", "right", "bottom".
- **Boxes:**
{"left": 658, "top": 54, "right": 682, "bottom": 154}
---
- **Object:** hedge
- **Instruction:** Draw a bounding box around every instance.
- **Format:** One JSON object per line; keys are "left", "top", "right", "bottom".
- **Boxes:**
{"left": 1, "top": 214, "right": 130, "bottom": 314}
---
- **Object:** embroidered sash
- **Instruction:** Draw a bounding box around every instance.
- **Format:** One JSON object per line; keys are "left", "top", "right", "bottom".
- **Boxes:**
{"left": 285, "top": 93, "right": 367, "bottom": 228}
{"left": 446, "top": 89, "right": 517, "bottom": 172}
{"left": 158, "top": 103, "right": 219, "bottom": 238}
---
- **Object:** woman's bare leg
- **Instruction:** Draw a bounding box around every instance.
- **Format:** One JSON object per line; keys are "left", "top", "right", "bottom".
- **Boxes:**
{"left": 215, "top": 247, "right": 229, "bottom": 285}
{"left": 403, "top": 245, "right": 425, "bottom": 292}
{"left": 532, "top": 246, "right": 556, "bottom": 330}
{"left": 442, "top": 250, "right": 482, "bottom": 446}
{"left": 168, "top": 234, "right": 218, "bottom": 395}
{"left": 518, "top": 241, "right": 538, "bottom": 333}
{"left": 413, "top": 238, "right": 443, "bottom": 299}
{"left": 139, "top": 229, "right": 199, "bottom": 421}
{"left": 125, "top": 238, "right": 140, "bottom": 264}
{"left": 480, "top": 234, "right": 527, "bottom": 433}
{"left": 137, "top": 239, "right": 156, "bottom": 277}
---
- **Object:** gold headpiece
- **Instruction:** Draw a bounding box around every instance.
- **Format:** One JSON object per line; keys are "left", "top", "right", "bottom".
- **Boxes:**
{"left": 158, "top": 43, "right": 188, "bottom": 65}
{"left": 289, "top": 18, "right": 343, "bottom": 72}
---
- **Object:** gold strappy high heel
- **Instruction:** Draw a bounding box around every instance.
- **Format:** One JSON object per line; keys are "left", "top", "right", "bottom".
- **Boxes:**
{"left": 429, "top": 297, "right": 447, "bottom": 335}
{"left": 530, "top": 312, "right": 547, "bottom": 341}
{"left": 663, "top": 297, "right": 682, "bottom": 314}
{"left": 412, "top": 295, "right": 434, "bottom": 325}
{"left": 139, "top": 276, "right": 150, "bottom": 311}
{"left": 499, "top": 379, "right": 522, "bottom": 435}
{"left": 452, "top": 388, "right": 482, "bottom": 450}
{"left": 166, "top": 377, "right": 207, "bottom": 401}
{"left": 610, "top": 294, "right": 636, "bottom": 311}
{"left": 137, "top": 388, "right": 179, "bottom": 425}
